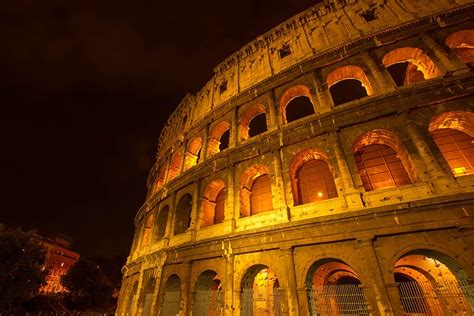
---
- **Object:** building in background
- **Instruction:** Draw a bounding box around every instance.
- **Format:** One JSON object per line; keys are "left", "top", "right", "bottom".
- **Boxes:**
{"left": 117, "top": 0, "right": 474, "bottom": 315}
{"left": 38, "top": 234, "right": 80, "bottom": 294}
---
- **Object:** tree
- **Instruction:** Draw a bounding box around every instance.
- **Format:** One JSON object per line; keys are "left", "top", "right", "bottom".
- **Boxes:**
{"left": 61, "top": 258, "right": 114, "bottom": 310}
{"left": 0, "top": 226, "right": 48, "bottom": 312}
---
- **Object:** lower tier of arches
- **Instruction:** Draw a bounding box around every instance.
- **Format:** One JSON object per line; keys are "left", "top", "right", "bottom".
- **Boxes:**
{"left": 117, "top": 223, "right": 474, "bottom": 316}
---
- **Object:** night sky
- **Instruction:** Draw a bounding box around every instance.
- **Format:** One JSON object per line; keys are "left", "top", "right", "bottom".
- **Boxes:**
{"left": 1, "top": 1, "right": 317, "bottom": 258}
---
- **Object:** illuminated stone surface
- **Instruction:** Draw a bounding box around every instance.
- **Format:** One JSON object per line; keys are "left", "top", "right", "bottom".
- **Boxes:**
{"left": 117, "top": 0, "right": 474, "bottom": 315}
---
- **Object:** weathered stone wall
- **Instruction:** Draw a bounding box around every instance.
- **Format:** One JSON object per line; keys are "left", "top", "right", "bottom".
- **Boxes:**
{"left": 118, "top": 0, "right": 474, "bottom": 315}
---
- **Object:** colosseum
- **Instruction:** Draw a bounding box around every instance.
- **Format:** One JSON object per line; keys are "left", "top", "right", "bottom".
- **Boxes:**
{"left": 116, "top": 0, "right": 474, "bottom": 315}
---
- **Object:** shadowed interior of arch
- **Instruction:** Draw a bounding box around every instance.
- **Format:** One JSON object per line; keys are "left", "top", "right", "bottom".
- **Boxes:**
{"left": 248, "top": 113, "right": 267, "bottom": 137}
{"left": 330, "top": 79, "right": 368, "bottom": 106}
{"left": 285, "top": 96, "right": 315, "bottom": 123}
{"left": 219, "top": 130, "right": 230, "bottom": 151}
{"left": 241, "top": 265, "right": 281, "bottom": 315}
{"left": 386, "top": 61, "right": 425, "bottom": 86}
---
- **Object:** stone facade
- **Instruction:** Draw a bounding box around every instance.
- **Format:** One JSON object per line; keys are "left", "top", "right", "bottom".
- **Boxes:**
{"left": 117, "top": 0, "right": 474, "bottom": 315}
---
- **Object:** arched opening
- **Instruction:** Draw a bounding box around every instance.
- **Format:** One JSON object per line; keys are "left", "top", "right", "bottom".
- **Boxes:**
{"left": 240, "top": 165, "right": 273, "bottom": 217}
{"left": 289, "top": 149, "right": 338, "bottom": 206}
{"left": 429, "top": 111, "right": 474, "bottom": 177}
{"left": 382, "top": 47, "right": 442, "bottom": 86}
{"left": 200, "top": 180, "right": 226, "bottom": 228}
{"left": 155, "top": 206, "right": 169, "bottom": 240}
{"left": 280, "top": 85, "right": 315, "bottom": 124}
{"left": 250, "top": 175, "right": 273, "bottom": 215}
{"left": 140, "top": 278, "right": 156, "bottom": 316}
{"left": 160, "top": 275, "right": 181, "bottom": 316}
{"left": 249, "top": 113, "right": 267, "bottom": 137}
{"left": 174, "top": 194, "right": 192, "bottom": 235}
{"left": 208, "top": 121, "right": 231, "bottom": 157}
{"left": 394, "top": 249, "right": 473, "bottom": 314}
{"left": 353, "top": 130, "right": 415, "bottom": 191}
{"left": 241, "top": 265, "right": 282, "bottom": 316}
{"left": 446, "top": 30, "right": 474, "bottom": 66}
{"left": 239, "top": 104, "right": 267, "bottom": 141}
{"left": 193, "top": 270, "right": 223, "bottom": 315}
{"left": 184, "top": 136, "right": 203, "bottom": 171}
{"left": 305, "top": 259, "right": 369, "bottom": 315}
{"left": 154, "top": 164, "right": 167, "bottom": 193}
{"left": 167, "top": 152, "right": 183, "bottom": 182}
{"left": 124, "top": 281, "right": 138, "bottom": 316}
{"left": 141, "top": 214, "right": 154, "bottom": 247}
{"left": 327, "top": 65, "right": 373, "bottom": 106}
{"left": 285, "top": 96, "right": 315, "bottom": 123}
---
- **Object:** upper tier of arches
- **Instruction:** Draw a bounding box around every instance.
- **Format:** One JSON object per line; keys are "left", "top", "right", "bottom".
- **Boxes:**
{"left": 150, "top": 30, "right": 473, "bottom": 193}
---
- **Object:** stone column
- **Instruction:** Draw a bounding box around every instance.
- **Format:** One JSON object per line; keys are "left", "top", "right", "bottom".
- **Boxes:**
{"left": 280, "top": 248, "right": 300, "bottom": 316}
{"left": 163, "top": 193, "right": 176, "bottom": 242}
{"left": 131, "top": 269, "right": 146, "bottom": 316}
{"left": 201, "top": 124, "right": 209, "bottom": 161}
{"left": 271, "top": 89, "right": 284, "bottom": 128}
{"left": 420, "top": 33, "right": 468, "bottom": 73}
{"left": 225, "top": 165, "right": 237, "bottom": 232}
{"left": 361, "top": 50, "right": 397, "bottom": 93}
{"left": 230, "top": 107, "right": 239, "bottom": 148}
{"left": 266, "top": 93, "right": 278, "bottom": 132}
{"left": 182, "top": 261, "right": 193, "bottom": 316}
{"left": 188, "top": 180, "right": 201, "bottom": 239}
{"left": 225, "top": 253, "right": 235, "bottom": 316}
{"left": 150, "top": 257, "right": 166, "bottom": 316}
{"left": 332, "top": 131, "right": 364, "bottom": 208}
{"left": 272, "top": 149, "right": 289, "bottom": 214}
{"left": 385, "top": 283, "right": 404, "bottom": 315}
{"left": 357, "top": 238, "right": 395, "bottom": 315}
{"left": 311, "top": 71, "right": 333, "bottom": 113}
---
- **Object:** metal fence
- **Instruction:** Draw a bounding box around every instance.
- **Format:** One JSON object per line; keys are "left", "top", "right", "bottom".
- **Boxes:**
{"left": 193, "top": 290, "right": 224, "bottom": 316}
{"left": 240, "top": 288, "right": 282, "bottom": 316}
{"left": 398, "top": 279, "right": 474, "bottom": 315}
{"left": 308, "top": 284, "right": 370, "bottom": 316}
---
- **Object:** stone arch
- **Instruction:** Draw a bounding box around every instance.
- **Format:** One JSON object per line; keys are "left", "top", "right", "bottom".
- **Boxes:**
{"left": 352, "top": 129, "right": 416, "bottom": 191}
{"left": 167, "top": 151, "right": 183, "bottom": 182}
{"left": 429, "top": 111, "right": 474, "bottom": 176}
{"left": 208, "top": 121, "right": 231, "bottom": 157}
{"left": 239, "top": 103, "right": 267, "bottom": 141}
{"left": 155, "top": 205, "right": 169, "bottom": 240}
{"left": 184, "top": 136, "right": 203, "bottom": 171}
{"left": 382, "top": 47, "right": 442, "bottom": 86}
{"left": 124, "top": 281, "right": 138, "bottom": 316}
{"left": 240, "top": 164, "right": 272, "bottom": 217}
{"left": 154, "top": 163, "right": 167, "bottom": 193}
{"left": 289, "top": 148, "right": 338, "bottom": 206}
{"left": 446, "top": 29, "right": 474, "bottom": 66}
{"left": 160, "top": 274, "right": 181, "bottom": 316}
{"left": 326, "top": 65, "right": 373, "bottom": 106}
{"left": 192, "top": 270, "right": 224, "bottom": 315}
{"left": 174, "top": 193, "right": 193, "bottom": 235}
{"left": 200, "top": 180, "right": 226, "bottom": 228}
{"left": 139, "top": 277, "right": 156, "bottom": 316}
{"left": 305, "top": 258, "right": 369, "bottom": 315}
{"left": 279, "top": 85, "right": 315, "bottom": 124}
{"left": 392, "top": 248, "right": 474, "bottom": 314}
{"left": 141, "top": 213, "right": 154, "bottom": 246}
{"left": 240, "top": 264, "right": 283, "bottom": 316}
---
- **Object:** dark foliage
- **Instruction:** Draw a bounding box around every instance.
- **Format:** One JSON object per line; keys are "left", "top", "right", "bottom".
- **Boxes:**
{"left": 0, "top": 226, "right": 48, "bottom": 312}
{"left": 61, "top": 258, "right": 114, "bottom": 311}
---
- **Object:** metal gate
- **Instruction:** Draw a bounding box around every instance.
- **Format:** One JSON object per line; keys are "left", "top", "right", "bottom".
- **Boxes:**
{"left": 240, "top": 288, "right": 282, "bottom": 316}
{"left": 193, "top": 289, "right": 224, "bottom": 315}
{"left": 398, "top": 279, "right": 474, "bottom": 315}
{"left": 308, "top": 284, "right": 370, "bottom": 315}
